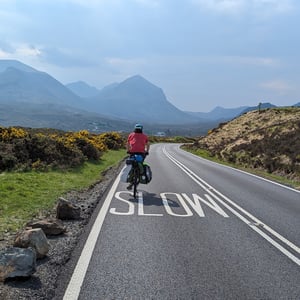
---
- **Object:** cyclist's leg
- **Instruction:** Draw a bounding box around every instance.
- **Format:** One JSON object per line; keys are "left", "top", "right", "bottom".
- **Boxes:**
{"left": 133, "top": 166, "right": 140, "bottom": 198}
{"left": 127, "top": 166, "right": 134, "bottom": 190}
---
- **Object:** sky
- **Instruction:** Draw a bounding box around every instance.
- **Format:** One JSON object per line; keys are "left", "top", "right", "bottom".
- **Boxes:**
{"left": 0, "top": 0, "right": 300, "bottom": 112}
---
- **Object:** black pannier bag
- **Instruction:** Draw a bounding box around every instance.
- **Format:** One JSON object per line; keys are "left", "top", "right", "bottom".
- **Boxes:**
{"left": 140, "top": 163, "right": 152, "bottom": 184}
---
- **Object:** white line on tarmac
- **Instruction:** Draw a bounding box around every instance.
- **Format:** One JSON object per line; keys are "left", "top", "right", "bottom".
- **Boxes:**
{"left": 178, "top": 144, "right": 300, "bottom": 195}
{"left": 163, "top": 147, "right": 300, "bottom": 266}
{"left": 63, "top": 167, "right": 124, "bottom": 300}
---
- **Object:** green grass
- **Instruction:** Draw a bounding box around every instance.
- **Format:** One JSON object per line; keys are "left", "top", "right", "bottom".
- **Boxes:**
{"left": 182, "top": 146, "right": 300, "bottom": 190}
{"left": 0, "top": 149, "right": 126, "bottom": 236}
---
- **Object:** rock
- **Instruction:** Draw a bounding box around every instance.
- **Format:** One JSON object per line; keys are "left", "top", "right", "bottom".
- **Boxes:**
{"left": 0, "top": 247, "right": 36, "bottom": 281}
{"left": 27, "top": 218, "right": 66, "bottom": 236}
{"left": 14, "top": 228, "right": 50, "bottom": 259}
{"left": 56, "top": 197, "right": 81, "bottom": 220}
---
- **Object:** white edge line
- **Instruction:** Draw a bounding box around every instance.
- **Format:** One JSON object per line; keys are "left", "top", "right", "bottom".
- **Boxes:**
{"left": 167, "top": 149, "right": 300, "bottom": 254}
{"left": 63, "top": 167, "right": 123, "bottom": 300}
{"left": 163, "top": 147, "right": 300, "bottom": 265}
{"left": 177, "top": 144, "right": 300, "bottom": 195}
{"left": 165, "top": 147, "right": 300, "bottom": 253}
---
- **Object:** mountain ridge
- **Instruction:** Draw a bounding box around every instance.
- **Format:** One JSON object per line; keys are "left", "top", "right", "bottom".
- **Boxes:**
{"left": 66, "top": 81, "right": 101, "bottom": 98}
{"left": 81, "top": 74, "right": 200, "bottom": 124}
{"left": 0, "top": 64, "right": 81, "bottom": 107}
{"left": 0, "top": 59, "right": 299, "bottom": 133}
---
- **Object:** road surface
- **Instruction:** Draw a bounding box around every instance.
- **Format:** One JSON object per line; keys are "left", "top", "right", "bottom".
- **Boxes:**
{"left": 62, "top": 143, "right": 300, "bottom": 299}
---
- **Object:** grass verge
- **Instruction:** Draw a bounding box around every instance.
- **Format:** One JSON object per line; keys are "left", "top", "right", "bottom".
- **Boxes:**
{"left": 0, "top": 149, "right": 126, "bottom": 236}
{"left": 182, "top": 146, "right": 300, "bottom": 190}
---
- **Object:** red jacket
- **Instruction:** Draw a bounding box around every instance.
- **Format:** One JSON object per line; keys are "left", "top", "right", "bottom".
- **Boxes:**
{"left": 127, "top": 132, "right": 148, "bottom": 153}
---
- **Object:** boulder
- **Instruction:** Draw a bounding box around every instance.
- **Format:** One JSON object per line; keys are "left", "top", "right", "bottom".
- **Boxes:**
{"left": 14, "top": 228, "right": 50, "bottom": 259}
{"left": 27, "top": 218, "right": 66, "bottom": 236}
{"left": 0, "top": 247, "right": 36, "bottom": 281}
{"left": 56, "top": 197, "right": 81, "bottom": 220}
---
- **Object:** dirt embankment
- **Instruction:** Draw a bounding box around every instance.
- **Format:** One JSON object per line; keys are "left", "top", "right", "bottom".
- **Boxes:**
{"left": 190, "top": 107, "right": 300, "bottom": 183}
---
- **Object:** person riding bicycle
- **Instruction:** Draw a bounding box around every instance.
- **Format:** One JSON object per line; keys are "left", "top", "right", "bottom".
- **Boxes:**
{"left": 126, "top": 124, "right": 150, "bottom": 190}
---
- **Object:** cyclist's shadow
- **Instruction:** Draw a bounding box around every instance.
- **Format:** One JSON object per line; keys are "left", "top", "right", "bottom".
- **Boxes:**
{"left": 129, "top": 191, "right": 180, "bottom": 208}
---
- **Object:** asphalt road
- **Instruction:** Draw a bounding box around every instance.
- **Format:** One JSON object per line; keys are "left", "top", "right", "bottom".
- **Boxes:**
{"left": 63, "top": 143, "right": 300, "bottom": 300}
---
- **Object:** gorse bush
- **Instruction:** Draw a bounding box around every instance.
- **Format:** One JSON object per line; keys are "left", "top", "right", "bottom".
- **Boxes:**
{"left": 0, "top": 127, "right": 125, "bottom": 171}
{"left": 0, "top": 127, "right": 28, "bottom": 141}
{"left": 97, "top": 132, "right": 125, "bottom": 150}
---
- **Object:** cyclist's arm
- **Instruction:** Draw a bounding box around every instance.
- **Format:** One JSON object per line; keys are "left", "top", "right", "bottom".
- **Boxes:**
{"left": 126, "top": 141, "right": 131, "bottom": 152}
{"left": 145, "top": 141, "right": 150, "bottom": 153}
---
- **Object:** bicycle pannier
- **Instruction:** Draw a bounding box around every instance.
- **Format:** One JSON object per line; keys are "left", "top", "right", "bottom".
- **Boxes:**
{"left": 140, "top": 163, "right": 152, "bottom": 184}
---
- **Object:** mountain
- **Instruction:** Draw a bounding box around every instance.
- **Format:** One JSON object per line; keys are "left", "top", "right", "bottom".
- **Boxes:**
{"left": 187, "top": 106, "right": 248, "bottom": 121}
{"left": 240, "top": 102, "right": 277, "bottom": 114}
{"left": 100, "top": 82, "right": 119, "bottom": 93}
{"left": 0, "top": 60, "right": 134, "bottom": 132}
{"left": 0, "top": 61, "right": 81, "bottom": 108}
{"left": 66, "top": 81, "right": 101, "bottom": 98}
{"left": 0, "top": 59, "right": 37, "bottom": 73}
{"left": 83, "top": 75, "right": 199, "bottom": 124}
{"left": 1, "top": 59, "right": 298, "bottom": 134}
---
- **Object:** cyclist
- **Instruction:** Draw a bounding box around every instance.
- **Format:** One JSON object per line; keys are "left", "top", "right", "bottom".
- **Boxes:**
{"left": 126, "top": 124, "right": 150, "bottom": 190}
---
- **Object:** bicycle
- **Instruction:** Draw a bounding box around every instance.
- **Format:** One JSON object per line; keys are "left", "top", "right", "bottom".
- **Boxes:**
{"left": 126, "top": 153, "right": 147, "bottom": 198}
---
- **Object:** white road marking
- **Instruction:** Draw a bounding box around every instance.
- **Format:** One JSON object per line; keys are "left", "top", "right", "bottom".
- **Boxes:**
{"left": 63, "top": 168, "right": 123, "bottom": 300}
{"left": 163, "top": 147, "right": 300, "bottom": 266}
{"left": 138, "top": 192, "right": 163, "bottom": 216}
{"left": 110, "top": 191, "right": 135, "bottom": 215}
{"left": 110, "top": 191, "right": 229, "bottom": 217}
{"left": 182, "top": 193, "right": 229, "bottom": 218}
{"left": 183, "top": 145, "right": 300, "bottom": 195}
{"left": 161, "top": 192, "right": 193, "bottom": 217}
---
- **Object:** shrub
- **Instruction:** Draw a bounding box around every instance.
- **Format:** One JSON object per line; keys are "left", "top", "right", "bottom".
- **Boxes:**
{"left": 0, "top": 127, "right": 126, "bottom": 172}
{"left": 0, "top": 127, "right": 28, "bottom": 142}
{"left": 97, "top": 132, "right": 124, "bottom": 150}
{"left": 0, "top": 143, "right": 17, "bottom": 171}
{"left": 74, "top": 138, "right": 100, "bottom": 160}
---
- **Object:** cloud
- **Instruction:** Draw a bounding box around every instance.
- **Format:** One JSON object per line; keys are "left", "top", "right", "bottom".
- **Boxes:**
{"left": 133, "top": 0, "right": 160, "bottom": 7}
{"left": 260, "top": 79, "right": 294, "bottom": 94}
{"left": 220, "top": 56, "right": 281, "bottom": 67}
{"left": 191, "top": 0, "right": 244, "bottom": 14}
{"left": 16, "top": 44, "right": 41, "bottom": 57}
{"left": 163, "top": 55, "right": 281, "bottom": 68}
{"left": 0, "top": 43, "right": 41, "bottom": 59}
{"left": 191, "top": 0, "right": 295, "bottom": 15}
{"left": 40, "top": 47, "right": 97, "bottom": 68}
{"left": 104, "top": 57, "right": 147, "bottom": 78}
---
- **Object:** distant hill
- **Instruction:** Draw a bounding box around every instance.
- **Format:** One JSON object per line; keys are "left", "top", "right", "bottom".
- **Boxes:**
{"left": 0, "top": 62, "right": 81, "bottom": 108}
{"left": 186, "top": 106, "right": 248, "bottom": 121}
{"left": 83, "top": 75, "right": 200, "bottom": 124}
{"left": 187, "top": 107, "right": 300, "bottom": 184}
{"left": 0, "top": 102, "right": 133, "bottom": 132}
{"left": 240, "top": 102, "right": 277, "bottom": 114}
{"left": 66, "top": 81, "right": 101, "bottom": 98}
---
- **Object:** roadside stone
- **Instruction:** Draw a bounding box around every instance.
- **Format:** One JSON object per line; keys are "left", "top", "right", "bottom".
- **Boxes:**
{"left": 56, "top": 197, "right": 81, "bottom": 220}
{"left": 27, "top": 218, "right": 66, "bottom": 236}
{"left": 14, "top": 228, "right": 50, "bottom": 259}
{"left": 0, "top": 247, "right": 36, "bottom": 281}
{"left": 0, "top": 161, "right": 123, "bottom": 299}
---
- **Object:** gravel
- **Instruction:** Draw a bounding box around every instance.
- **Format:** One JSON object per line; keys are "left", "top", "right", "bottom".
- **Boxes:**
{"left": 0, "top": 162, "right": 123, "bottom": 300}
